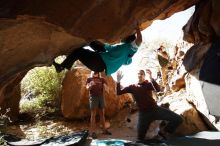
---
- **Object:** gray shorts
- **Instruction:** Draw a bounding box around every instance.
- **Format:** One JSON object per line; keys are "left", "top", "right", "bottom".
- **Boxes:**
{"left": 89, "top": 96, "right": 105, "bottom": 109}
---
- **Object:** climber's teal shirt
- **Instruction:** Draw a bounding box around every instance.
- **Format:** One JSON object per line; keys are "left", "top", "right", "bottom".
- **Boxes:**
{"left": 100, "top": 41, "right": 138, "bottom": 75}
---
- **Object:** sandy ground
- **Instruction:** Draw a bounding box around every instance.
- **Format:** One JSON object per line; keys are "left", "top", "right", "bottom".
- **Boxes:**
{"left": 4, "top": 107, "right": 138, "bottom": 145}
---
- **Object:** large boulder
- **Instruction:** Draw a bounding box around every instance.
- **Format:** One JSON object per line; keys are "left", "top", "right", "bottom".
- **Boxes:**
{"left": 161, "top": 90, "right": 209, "bottom": 135}
{"left": 182, "top": 0, "right": 220, "bottom": 117}
{"left": 185, "top": 72, "right": 220, "bottom": 130}
{"left": 0, "top": 71, "right": 26, "bottom": 122}
{"left": 61, "top": 67, "right": 132, "bottom": 119}
{"left": 183, "top": 0, "right": 220, "bottom": 84}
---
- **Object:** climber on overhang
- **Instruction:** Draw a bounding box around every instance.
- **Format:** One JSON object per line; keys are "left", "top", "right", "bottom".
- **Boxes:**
{"left": 53, "top": 24, "right": 142, "bottom": 76}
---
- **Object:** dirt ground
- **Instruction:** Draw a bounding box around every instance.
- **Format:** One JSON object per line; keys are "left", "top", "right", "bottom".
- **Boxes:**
{"left": 4, "top": 107, "right": 138, "bottom": 145}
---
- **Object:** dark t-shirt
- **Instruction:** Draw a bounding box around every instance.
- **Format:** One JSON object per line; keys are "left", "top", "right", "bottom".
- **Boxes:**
{"left": 117, "top": 80, "right": 160, "bottom": 111}
{"left": 86, "top": 77, "right": 106, "bottom": 97}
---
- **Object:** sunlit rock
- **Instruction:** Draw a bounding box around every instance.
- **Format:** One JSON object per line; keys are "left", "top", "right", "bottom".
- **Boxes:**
{"left": 161, "top": 91, "right": 209, "bottom": 135}
{"left": 61, "top": 67, "right": 132, "bottom": 119}
{"left": 185, "top": 72, "right": 220, "bottom": 130}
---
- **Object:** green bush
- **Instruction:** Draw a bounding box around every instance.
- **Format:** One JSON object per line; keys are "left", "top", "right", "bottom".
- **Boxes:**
{"left": 20, "top": 65, "right": 65, "bottom": 114}
{"left": 0, "top": 136, "right": 7, "bottom": 146}
{"left": 0, "top": 108, "right": 11, "bottom": 133}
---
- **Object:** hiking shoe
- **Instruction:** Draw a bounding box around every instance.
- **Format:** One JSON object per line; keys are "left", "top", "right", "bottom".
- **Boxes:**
{"left": 159, "top": 131, "right": 173, "bottom": 140}
{"left": 153, "top": 134, "right": 166, "bottom": 141}
{"left": 102, "top": 130, "right": 112, "bottom": 135}
{"left": 90, "top": 132, "right": 97, "bottom": 139}
{"left": 53, "top": 61, "right": 64, "bottom": 73}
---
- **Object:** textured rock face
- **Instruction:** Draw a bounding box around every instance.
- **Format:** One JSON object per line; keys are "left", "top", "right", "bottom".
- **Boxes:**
{"left": 182, "top": 0, "right": 220, "bottom": 120}
{"left": 176, "top": 106, "right": 209, "bottom": 135}
{"left": 0, "top": 0, "right": 198, "bottom": 41}
{"left": 61, "top": 67, "right": 132, "bottom": 119}
{"left": 0, "top": 18, "right": 85, "bottom": 89}
{"left": 183, "top": 0, "right": 213, "bottom": 44}
{"left": 185, "top": 72, "right": 220, "bottom": 130}
{"left": 183, "top": 0, "right": 220, "bottom": 74}
{"left": 162, "top": 91, "right": 209, "bottom": 135}
{"left": 0, "top": 71, "right": 26, "bottom": 122}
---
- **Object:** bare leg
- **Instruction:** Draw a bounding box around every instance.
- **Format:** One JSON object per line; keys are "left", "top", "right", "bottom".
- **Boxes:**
{"left": 90, "top": 109, "right": 97, "bottom": 133}
{"left": 99, "top": 108, "right": 106, "bottom": 130}
{"left": 99, "top": 108, "right": 111, "bottom": 135}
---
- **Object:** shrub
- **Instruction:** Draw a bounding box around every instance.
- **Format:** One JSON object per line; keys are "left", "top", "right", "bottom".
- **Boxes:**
{"left": 0, "top": 108, "right": 11, "bottom": 133}
{"left": 0, "top": 136, "right": 7, "bottom": 146}
{"left": 20, "top": 65, "right": 65, "bottom": 114}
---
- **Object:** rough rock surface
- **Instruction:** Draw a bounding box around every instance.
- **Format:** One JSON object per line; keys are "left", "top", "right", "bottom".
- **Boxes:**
{"left": 185, "top": 72, "right": 220, "bottom": 130}
{"left": 0, "top": 0, "right": 198, "bottom": 41}
{"left": 181, "top": 0, "right": 220, "bottom": 127}
{"left": 183, "top": 0, "right": 220, "bottom": 73}
{"left": 0, "top": 71, "right": 26, "bottom": 122}
{"left": 161, "top": 90, "right": 209, "bottom": 135}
